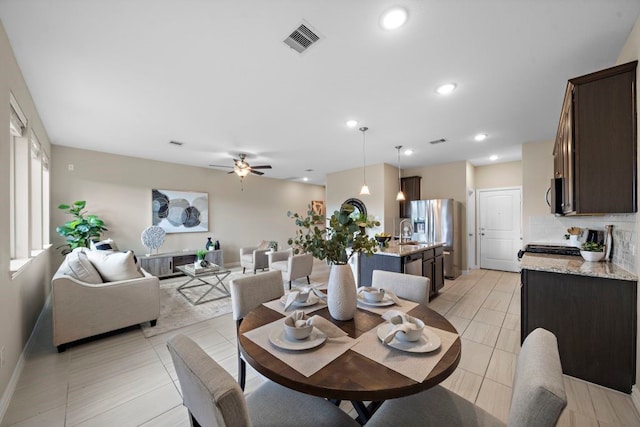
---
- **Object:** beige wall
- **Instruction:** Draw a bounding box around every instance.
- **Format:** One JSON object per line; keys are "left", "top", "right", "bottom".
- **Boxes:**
{"left": 475, "top": 161, "right": 522, "bottom": 189}
{"left": 616, "top": 13, "right": 640, "bottom": 393}
{"left": 0, "top": 21, "right": 54, "bottom": 410}
{"left": 51, "top": 146, "right": 325, "bottom": 266}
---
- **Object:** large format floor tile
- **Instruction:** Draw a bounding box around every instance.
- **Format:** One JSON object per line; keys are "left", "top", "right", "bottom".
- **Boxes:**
{"left": 3, "top": 266, "right": 640, "bottom": 426}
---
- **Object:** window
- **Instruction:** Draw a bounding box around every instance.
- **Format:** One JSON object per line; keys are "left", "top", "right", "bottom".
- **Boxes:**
{"left": 9, "top": 92, "right": 50, "bottom": 273}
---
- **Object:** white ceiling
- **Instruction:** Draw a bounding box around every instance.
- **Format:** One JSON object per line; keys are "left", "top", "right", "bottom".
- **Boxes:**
{"left": 1, "top": 0, "right": 639, "bottom": 185}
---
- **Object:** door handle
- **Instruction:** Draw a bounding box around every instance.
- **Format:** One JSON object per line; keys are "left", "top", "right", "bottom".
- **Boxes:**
{"left": 481, "top": 233, "right": 485, "bottom": 236}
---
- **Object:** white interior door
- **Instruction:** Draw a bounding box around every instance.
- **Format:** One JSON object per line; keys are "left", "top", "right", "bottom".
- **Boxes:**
{"left": 479, "top": 188, "right": 521, "bottom": 272}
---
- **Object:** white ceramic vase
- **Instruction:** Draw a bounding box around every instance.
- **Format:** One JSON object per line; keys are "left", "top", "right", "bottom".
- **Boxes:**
{"left": 327, "top": 263, "right": 357, "bottom": 321}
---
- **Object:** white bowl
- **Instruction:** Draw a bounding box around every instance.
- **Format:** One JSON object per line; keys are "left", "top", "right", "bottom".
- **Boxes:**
{"left": 395, "top": 318, "right": 425, "bottom": 342}
{"left": 363, "top": 288, "right": 385, "bottom": 302}
{"left": 283, "top": 321, "right": 312, "bottom": 340}
{"left": 580, "top": 250, "right": 605, "bottom": 262}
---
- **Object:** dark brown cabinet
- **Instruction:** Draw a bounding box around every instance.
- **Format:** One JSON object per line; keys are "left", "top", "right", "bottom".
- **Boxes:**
{"left": 358, "top": 246, "right": 445, "bottom": 297}
{"left": 553, "top": 61, "right": 637, "bottom": 215}
{"left": 521, "top": 269, "right": 637, "bottom": 393}
{"left": 399, "top": 176, "right": 421, "bottom": 218}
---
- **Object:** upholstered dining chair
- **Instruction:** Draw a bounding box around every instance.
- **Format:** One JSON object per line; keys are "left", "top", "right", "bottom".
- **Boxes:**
{"left": 167, "top": 334, "right": 359, "bottom": 427}
{"left": 268, "top": 250, "right": 313, "bottom": 289}
{"left": 371, "top": 270, "right": 430, "bottom": 305}
{"left": 239, "top": 245, "right": 270, "bottom": 274}
{"left": 367, "top": 328, "right": 567, "bottom": 427}
{"left": 230, "top": 270, "right": 284, "bottom": 390}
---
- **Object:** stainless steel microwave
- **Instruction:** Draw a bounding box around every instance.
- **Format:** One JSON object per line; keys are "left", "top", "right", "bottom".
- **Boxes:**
{"left": 549, "top": 178, "right": 563, "bottom": 215}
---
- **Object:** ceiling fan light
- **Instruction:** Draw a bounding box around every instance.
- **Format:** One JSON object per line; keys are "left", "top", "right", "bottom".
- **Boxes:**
{"left": 234, "top": 166, "right": 250, "bottom": 177}
{"left": 396, "top": 191, "right": 406, "bottom": 201}
{"left": 360, "top": 184, "right": 370, "bottom": 195}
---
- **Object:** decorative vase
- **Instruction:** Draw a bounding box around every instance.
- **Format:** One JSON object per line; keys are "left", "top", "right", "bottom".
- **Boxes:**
{"left": 206, "top": 237, "right": 213, "bottom": 250}
{"left": 214, "top": 240, "right": 220, "bottom": 250}
{"left": 327, "top": 263, "right": 357, "bottom": 321}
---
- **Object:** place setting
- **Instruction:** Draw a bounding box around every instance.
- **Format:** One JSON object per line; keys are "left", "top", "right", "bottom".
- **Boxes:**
{"left": 351, "top": 309, "right": 459, "bottom": 383}
{"left": 356, "top": 287, "right": 418, "bottom": 314}
{"left": 243, "top": 310, "right": 356, "bottom": 377}
{"left": 262, "top": 285, "right": 327, "bottom": 315}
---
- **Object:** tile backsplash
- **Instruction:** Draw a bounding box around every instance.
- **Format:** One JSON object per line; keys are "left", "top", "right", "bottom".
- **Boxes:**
{"left": 528, "top": 214, "right": 637, "bottom": 275}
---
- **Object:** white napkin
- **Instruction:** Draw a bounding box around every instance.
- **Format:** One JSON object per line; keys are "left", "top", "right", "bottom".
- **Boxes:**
{"left": 286, "top": 310, "right": 348, "bottom": 338}
{"left": 357, "top": 287, "right": 401, "bottom": 305}
{"left": 381, "top": 310, "right": 423, "bottom": 344}
{"left": 283, "top": 290, "right": 310, "bottom": 311}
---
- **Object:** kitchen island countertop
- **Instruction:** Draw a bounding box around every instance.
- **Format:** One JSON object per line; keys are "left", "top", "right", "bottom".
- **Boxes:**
{"left": 373, "top": 242, "right": 444, "bottom": 257}
{"left": 520, "top": 253, "right": 637, "bottom": 281}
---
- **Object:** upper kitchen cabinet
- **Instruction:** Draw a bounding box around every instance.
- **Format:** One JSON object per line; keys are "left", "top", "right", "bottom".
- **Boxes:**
{"left": 399, "top": 176, "right": 421, "bottom": 218}
{"left": 553, "top": 61, "right": 637, "bottom": 215}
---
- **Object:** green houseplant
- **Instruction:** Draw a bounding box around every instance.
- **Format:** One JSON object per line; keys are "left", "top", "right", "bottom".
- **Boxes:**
{"left": 288, "top": 203, "right": 380, "bottom": 320}
{"left": 56, "top": 201, "right": 108, "bottom": 255}
{"left": 580, "top": 241, "right": 605, "bottom": 262}
{"left": 196, "top": 249, "right": 208, "bottom": 260}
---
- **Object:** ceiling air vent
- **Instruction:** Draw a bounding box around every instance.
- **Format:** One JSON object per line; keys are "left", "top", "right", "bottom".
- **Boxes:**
{"left": 429, "top": 138, "right": 447, "bottom": 145}
{"left": 169, "top": 140, "right": 184, "bottom": 146}
{"left": 284, "top": 22, "right": 321, "bottom": 54}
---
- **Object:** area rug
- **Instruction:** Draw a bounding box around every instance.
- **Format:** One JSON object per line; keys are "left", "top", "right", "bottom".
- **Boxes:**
{"left": 140, "top": 270, "right": 245, "bottom": 338}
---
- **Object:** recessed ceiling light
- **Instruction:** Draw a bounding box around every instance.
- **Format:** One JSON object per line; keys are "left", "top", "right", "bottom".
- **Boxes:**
{"left": 303, "top": 177, "right": 309, "bottom": 182}
{"left": 404, "top": 149, "right": 413, "bottom": 155}
{"left": 381, "top": 7, "right": 408, "bottom": 30}
{"left": 490, "top": 155, "right": 498, "bottom": 161}
{"left": 435, "top": 83, "right": 457, "bottom": 95}
{"left": 474, "top": 133, "right": 488, "bottom": 142}
{"left": 346, "top": 120, "right": 358, "bottom": 128}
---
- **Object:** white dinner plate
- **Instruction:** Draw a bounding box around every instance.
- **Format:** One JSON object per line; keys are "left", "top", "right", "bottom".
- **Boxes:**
{"left": 279, "top": 293, "right": 320, "bottom": 308}
{"left": 268, "top": 327, "right": 327, "bottom": 351}
{"left": 357, "top": 293, "right": 395, "bottom": 307}
{"left": 376, "top": 323, "right": 442, "bottom": 353}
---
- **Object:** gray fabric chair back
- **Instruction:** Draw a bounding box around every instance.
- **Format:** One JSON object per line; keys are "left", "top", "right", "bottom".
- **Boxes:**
{"left": 507, "top": 328, "right": 567, "bottom": 427}
{"left": 167, "top": 334, "right": 252, "bottom": 427}
{"left": 230, "top": 270, "right": 284, "bottom": 320}
{"left": 371, "top": 270, "right": 430, "bottom": 305}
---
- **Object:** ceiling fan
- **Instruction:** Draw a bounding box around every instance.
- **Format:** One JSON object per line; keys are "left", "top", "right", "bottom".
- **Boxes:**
{"left": 209, "top": 153, "right": 272, "bottom": 178}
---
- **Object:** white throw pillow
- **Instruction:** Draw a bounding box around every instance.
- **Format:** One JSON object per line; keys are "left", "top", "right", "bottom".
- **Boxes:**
{"left": 86, "top": 250, "right": 144, "bottom": 282}
{"left": 61, "top": 248, "right": 103, "bottom": 284}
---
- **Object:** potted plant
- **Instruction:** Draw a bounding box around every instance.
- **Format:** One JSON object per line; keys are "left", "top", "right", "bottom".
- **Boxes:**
{"left": 196, "top": 249, "right": 208, "bottom": 261}
{"left": 580, "top": 241, "right": 605, "bottom": 262}
{"left": 56, "top": 201, "right": 108, "bottom": 255}
{"left": 288, "top": 203, "right": 380, "bottom": 320}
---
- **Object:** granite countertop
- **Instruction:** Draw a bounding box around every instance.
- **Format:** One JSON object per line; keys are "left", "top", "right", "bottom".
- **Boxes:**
{"left": 520, "top": 253, "right": 637, "bottom": 281}
{"left": 373, "top": 242, "right": 444, "bottom": 257}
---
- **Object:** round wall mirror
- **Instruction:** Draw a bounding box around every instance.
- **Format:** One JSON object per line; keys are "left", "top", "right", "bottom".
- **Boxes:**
{"left": 342, "top": 198, "right": 367, "bottom": 219}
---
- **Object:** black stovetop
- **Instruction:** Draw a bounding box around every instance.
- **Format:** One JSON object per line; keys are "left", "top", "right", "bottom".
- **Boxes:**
{"left": 517, "top": 243, "right": 581, "bottom": 259}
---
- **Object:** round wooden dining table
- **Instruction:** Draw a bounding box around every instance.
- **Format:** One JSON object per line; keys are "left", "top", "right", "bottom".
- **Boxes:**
{"left": 238, "top": 300, "right": 462, "bottom": 423}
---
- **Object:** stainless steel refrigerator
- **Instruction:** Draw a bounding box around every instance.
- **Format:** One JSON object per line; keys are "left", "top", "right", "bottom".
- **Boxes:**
{"left": 410, "top": 199, "right": 462, "bottom": 279}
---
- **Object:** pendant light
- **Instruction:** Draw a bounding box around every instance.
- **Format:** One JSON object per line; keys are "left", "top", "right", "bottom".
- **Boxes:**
{"left": 395, "top": 145, "right": 405, "bottom": 201}
{"left": 359, "top": 127, "right": 370, "bottom": 195}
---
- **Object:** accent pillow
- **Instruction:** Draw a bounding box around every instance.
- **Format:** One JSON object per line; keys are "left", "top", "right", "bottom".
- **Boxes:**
{"left": 90, "top": 238, "right": 118, "bottom": 251}
{"left": 60, "top": 248, "right": 103, "bottom": 284}
{"left": 86, "top": 250, "right": 144, "bottom": 282}
{"left": 257, "top": 240, "right": 270, "bottom": 250}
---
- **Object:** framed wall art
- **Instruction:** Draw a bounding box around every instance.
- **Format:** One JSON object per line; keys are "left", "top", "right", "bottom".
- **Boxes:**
{"left": 152, "top": 189, "right": 208, "bottom": 233}
{"left": 311, "top": 200, "right": 325, "bottom": 218}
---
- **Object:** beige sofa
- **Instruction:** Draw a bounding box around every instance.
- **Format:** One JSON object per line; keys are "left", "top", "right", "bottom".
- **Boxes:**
{"left": 52, "top": 248, "right": 160, "bottom": 352}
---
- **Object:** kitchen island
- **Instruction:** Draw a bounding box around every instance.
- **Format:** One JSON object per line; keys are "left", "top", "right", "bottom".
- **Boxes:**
{"left": 520, "top": 253, "right": 637, "bottom": 393}
{"left": 359, "top": 242, "right": 444, "bottom": 296}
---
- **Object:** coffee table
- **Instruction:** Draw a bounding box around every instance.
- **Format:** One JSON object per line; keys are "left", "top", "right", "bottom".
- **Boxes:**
{"left": 175, "top": 264, "right": 231, "bottom": 305}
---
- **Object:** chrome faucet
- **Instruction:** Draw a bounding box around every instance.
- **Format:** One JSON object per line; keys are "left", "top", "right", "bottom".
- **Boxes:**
{"left": 399, "top": 219, "right": 414, "bottom": 244}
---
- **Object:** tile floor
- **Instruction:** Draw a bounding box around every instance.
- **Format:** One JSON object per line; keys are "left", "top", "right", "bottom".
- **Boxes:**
{"left": 2, "top": 265, "right": 640, "bottom": 426}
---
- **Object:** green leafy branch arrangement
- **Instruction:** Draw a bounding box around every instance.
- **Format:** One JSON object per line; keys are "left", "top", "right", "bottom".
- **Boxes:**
{"left": 287, "top": 203, "right": 380, "bottom": 265}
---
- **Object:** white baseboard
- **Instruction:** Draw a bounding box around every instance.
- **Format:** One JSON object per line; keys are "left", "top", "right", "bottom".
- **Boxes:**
{"left": 0, "top": 294, "right": 51, "bottom": 423}
{"left": 632, "top": 385, "right": 640, "bottom": 415}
